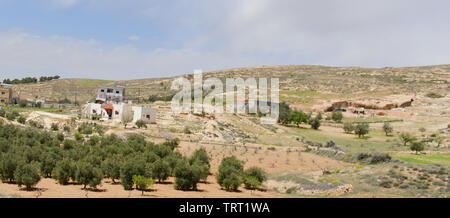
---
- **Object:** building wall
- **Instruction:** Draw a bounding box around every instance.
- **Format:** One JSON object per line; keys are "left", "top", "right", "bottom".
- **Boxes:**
{"left": 0, "top": 87, "right": 12, "bottom": 104}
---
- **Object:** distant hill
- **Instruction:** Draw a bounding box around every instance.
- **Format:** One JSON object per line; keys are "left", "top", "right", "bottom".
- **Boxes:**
{"left": 12, "top": 65, "right": 450, "bottom": 104}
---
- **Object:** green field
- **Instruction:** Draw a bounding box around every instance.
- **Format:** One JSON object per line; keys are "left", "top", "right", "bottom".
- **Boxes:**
{"left": 393, "top": 153, "right": 450, "bottom": 166}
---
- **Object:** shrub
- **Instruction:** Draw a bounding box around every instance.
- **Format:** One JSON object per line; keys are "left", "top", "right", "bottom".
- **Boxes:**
{"left": 51, "top": 123, "right": 59, "bottom": 131}
{"left": 132, "top": 175, "right": 155, "bottom": 195}
{"left": 5, "top": 112, "right": 16, "bottom": 121}
{"left": 0, "top": 109, "right": 5, "bottom": 117}
{"left": 370, "top": 153, "right": 392, "bottom": 164}
{"left": 14, "top": 162, "right": 41, "bottom": 190}
{"left": 216, "top": 156, "right": 244, "bottom": 192}
{"left": 17, "top": 116, "right": 26, "bottom": 124}
{"left": 74, "top": 132, "right": 83, "bottom": 142}
{"left": 63, "top": 125, "right": 71, "bottom": 132}
{"left": 19, "top": 100, "right": 28, "bottom": 108}
{"left": 354, "top": 123, "right": 369, "bottom": 138}
{"left": 309, "top": 117, "right": 321, "bottom": 130}
{"left": 136, "top": 120, "right": 147, "bottom": 129}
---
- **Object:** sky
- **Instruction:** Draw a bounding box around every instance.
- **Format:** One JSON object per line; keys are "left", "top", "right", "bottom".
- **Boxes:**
{"left": 0, "top": 0, "right": 450, "bottom": 80}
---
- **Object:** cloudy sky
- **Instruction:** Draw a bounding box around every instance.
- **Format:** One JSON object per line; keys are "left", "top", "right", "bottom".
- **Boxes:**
{"left": 1, "top": 0, "right": 449, "bottom": 80}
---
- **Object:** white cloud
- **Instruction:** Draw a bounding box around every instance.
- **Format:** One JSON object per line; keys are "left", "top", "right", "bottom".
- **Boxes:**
{"left": 128, "top": 35, "right": 140, "bottom": 41}
{"left": 0, "top": 30, "right": 273, "bottom": 81}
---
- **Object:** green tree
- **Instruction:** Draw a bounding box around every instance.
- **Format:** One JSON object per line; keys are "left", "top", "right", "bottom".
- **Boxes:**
{"left": 331, "top": 111, "right": 343, "bottom": 123}
{"left": 40, "top": 151, "right": 58, "bottom": 178}
{"left": 399, "top": 133, "right": 417, "bottom": 146}
{"left": 410, "top": 141, "right": 425, "bottom": 154}
{"left": 354, "top": 123, "right": 370, "bottom": 138}
{"left": 19, "top": 100, "right": 28, "bottom": 108}
{"left": 52, "top": 159, "right": 75, "bottom": 185}
{"left": 277, "top": 102, "right": 291, "bottom": 125}
{"left": 101, "top": 156, "right": 121, "bottom": 183}
{"left": 174, "top": 160, "right": 200, "bottom": 190}
{"left": 75, "top": 161, "right": 103, "bottom": 189}
{"left": 216, "top": 156, "right": 244, "bottom": 192}
{"left": 152, "top": 159, "right": 170, "bottom": 183}
{"left": 309, "top": 117, "right": 321, "bottom": 130}
{"left": 316, "top": 113, "right": 323, "bottom": 120}
{"left": 289, "top": 110, "right": 308, "bottom": 127}
{"left": 120, "top": 158, "right": 147, "bottom": 190}
{"left": 14, "top": 162, "right": 41, "bottom": 191}
{"left": 0, "top": 153, "right": 19, "bottom": 182}
{"left": 343, "top": 122, "right": 354, "bottom": 134}
{"left": 132, "top": 175, "right": 155, "bottom": 195}
{"left": 243, "top": 167, "right": 267, "bottom": 190}
{"left": 382, "top": 122, "right": 393, "bottom": 136}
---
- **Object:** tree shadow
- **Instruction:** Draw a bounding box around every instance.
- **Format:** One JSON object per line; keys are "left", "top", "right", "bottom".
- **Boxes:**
{"left": 156, "top": 181, "right": 173, "bottom": 185}
{"left": 19, "top": 187, "right": 48, "bottom": 192}
{"left": 83, "top": 187, "right": 107, "bottom": 192}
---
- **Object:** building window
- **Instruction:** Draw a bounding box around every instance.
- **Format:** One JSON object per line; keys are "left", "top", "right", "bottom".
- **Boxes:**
{"left": 116, "top": 91, "right": 120, "bottom": 94}
{"left": 100, "top": 89, "right": 104, "bottom": 93}
{"left": 0, "top": 100, "right": 4, "bottom": 103}
{"left": 115, "top": 111, "right": 119, "bottom": 115}
{"left": 1, "top": 92, "right": 5, "bottom": 95}
{"left": 107, "top": 89, "right": 113, "bottom": 93}
{"left": 92, "top": 109, "right": 97, "bottom": 113}
{"left": 146, "top": 115, "right": 151, "bottom": 119}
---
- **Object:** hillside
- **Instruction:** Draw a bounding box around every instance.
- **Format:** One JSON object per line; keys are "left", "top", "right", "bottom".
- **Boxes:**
{"left": 11, "top": 64, "right": 450, "bottom": 104}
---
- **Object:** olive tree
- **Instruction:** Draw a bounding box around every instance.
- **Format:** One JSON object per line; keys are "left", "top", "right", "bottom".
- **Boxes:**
{"left": 216, "top": 156, "right": 244, "bottom": 192}
{"left": 14, "top": 162, "right": 41, "bottom": 191}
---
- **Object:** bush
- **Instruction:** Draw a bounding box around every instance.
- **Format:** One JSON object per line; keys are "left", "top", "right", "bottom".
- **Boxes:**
{"left": 19, "top": 100, "right": 28, "bottom": 108}
{"left": 17, "top": 116, "right": 26, "bottom": 124}
{"left": 136, "top": 120, "right": 147, "bottom": 129}
{"left": 309, "top": 117, "right": 321, "bottom": 130}
{"left": 243, "top": 167, "right": 267, "bottom": 190}
{"left": 14, "top": 162, "right": 41, "bottom": 190}
{"left": 5, "top": 112, "right": 17, "bottom": 121}
{"left": 0, "top": 109, "right": 5, "bottom": 117}
{"left": 216, "top": 156, "right": 244, "bottom": 191}
{"left": 370, "top": 153, "right": 392, "bottom": 164}
{"left": 132, "top": 175, "right": 155, "bottom": 195}
{"left": 51, "top": 123, "right": 59, "bottom": 131}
